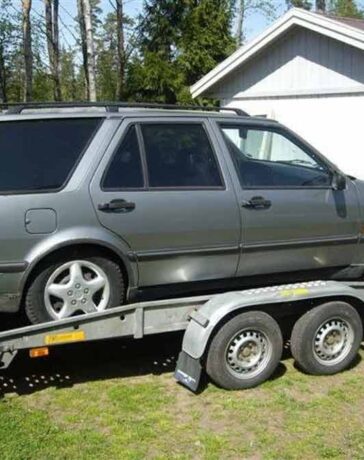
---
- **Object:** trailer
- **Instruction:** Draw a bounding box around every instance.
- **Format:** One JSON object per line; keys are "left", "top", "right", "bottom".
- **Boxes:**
{"left": 1, "top": 280, "right": 364, "bottom": 392}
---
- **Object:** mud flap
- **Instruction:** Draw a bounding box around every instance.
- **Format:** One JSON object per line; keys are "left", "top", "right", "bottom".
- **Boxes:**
{"left": 174, "top": 351, "right": 202, "bottom": 393}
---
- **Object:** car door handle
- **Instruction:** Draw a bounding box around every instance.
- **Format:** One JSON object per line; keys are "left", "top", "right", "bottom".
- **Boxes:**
{"left": 242, "top": 196, "right": 272, "bottom": 210}
{"left": 98, "top": 199, "right": 136, "bottom": 212}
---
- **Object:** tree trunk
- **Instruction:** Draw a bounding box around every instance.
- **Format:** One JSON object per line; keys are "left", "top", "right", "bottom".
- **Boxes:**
{"left": 82, "top": 0, "right": 97, "bottom": 101}
{"left": 45, "top": 0, "right": 53, "bottom": 68}
{"left": 116, "top": 0, "right": 125, "bottom": 100}
{"left": 0, "top": 44, "right": 6, "bottom": 103}
{"left": 316, "top": 0, "right": 326, "bottom": 12}
{"left": 22, "top": 0, "right": 33, "bottom": 102}
{"left": 53, "top": 0, "right": 62, "bottom": 100}
{"left": 236, "top": 0, "right": 245, "bottom": 46}
{"left": 77, "top": 0, "right": 89, "bottom": 100}
{"left": 45, "top": 0, "right": 62, "bottom": 100}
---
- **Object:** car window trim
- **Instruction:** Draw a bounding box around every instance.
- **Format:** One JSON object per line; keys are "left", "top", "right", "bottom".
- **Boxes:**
{"left": 218, "top": 122, "right": 334, "bottom": 191}
{"left": 0, "top": 117, "right": 103, "bottom": 196}
{"left": 138, "top": 120, "right": 226, "bottom": 191}
{"left": 101, "top": 120, "right": 227, "bottom": 192}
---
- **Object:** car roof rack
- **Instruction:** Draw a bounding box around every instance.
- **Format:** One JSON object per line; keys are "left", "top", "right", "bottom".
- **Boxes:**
{"left": 0, "top": 101, "right": 249, "bottom": 117}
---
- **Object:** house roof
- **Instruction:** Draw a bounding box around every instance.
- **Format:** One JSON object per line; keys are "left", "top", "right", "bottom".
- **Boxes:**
{"left": 328, "top": 15, "right": 364, "bottom": 31}
{"left": 191, "top": 8, "right": 364, "bottom": 99}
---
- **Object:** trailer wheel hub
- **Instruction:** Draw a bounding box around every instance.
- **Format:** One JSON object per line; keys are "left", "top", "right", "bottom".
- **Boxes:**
{"left": 226, "top": 329, "right": 272, "bottom": 379}
{"left": 313, "top": 318, "right": 354, "bottom": 365}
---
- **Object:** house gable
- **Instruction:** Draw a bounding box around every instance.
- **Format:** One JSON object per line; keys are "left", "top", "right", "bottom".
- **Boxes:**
{"left": 208, "top": 26, "right": 364, "bottom": 100}
{"left": 191, "top": 8, "right": 364, "bottom": 99}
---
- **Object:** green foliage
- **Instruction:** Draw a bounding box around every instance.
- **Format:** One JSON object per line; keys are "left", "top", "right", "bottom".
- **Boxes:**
{"left": 126, "top": 0, "right": 235, "bottom": 104}
{"left": 178, "top": 0, "right": 236, "bottom": 86}
{"left": 286, "top": 0, "right": 312, "bottom": 9}
{"left": 2, "top": 0, "right": 362, "bottom": 104}
{"left": 0, "top": 0, "right": 21, "bottom": 101}
{"left": 287, "top": 0, "right": 364, "bottom": 16}
{"left": 60, "top": 49, "right": 85, "bottom": 101}
{"left": 95, "top": 12, "right": 119, "bottom": 100}
{"left": 329, "top": 0, "right": 364, "bottom": 18}
{"left": 127, "top": 52, "right": 183, "bottom": 103}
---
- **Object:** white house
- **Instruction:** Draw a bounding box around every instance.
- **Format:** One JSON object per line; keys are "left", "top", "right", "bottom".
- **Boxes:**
{"left": 191, "top": 8, "right": 364, "bottom": 178}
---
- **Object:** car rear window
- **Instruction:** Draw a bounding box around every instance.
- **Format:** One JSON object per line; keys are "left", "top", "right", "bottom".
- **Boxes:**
{"left": 0, "top": 118, "right": 101, "bottom": 193}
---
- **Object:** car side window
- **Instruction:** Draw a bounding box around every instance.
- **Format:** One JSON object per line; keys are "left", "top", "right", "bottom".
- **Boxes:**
{"left": 0, "top": 118, "right": 101, "bottom": 193}
{"left": 220, "top": 124, "right": 332, "bottom": 188}
{"left": 103, "top": 125, "right": 144, "bottom": 190}
{"left": 141, "top": 123, "right": 223, "bottom": 188}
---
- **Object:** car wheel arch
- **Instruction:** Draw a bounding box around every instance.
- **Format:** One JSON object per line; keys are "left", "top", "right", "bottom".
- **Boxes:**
{"left": 20, "top": 239, "right": 137, "bottom": 302}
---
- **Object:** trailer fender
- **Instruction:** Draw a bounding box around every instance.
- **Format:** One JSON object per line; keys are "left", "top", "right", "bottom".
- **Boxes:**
{"left": 181, "top": 281, "right": 364, "bottom": 361}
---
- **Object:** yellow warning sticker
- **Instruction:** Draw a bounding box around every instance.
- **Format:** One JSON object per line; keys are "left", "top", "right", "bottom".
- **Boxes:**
{"left": 280, "top": 288, "right": 309, "bottom": 297}
{"left": 45, "top": 330, "right": 85, "bottom": 345}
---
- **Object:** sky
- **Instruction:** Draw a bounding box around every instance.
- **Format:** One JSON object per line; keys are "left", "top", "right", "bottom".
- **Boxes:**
{"left": 24, "top": 0, "right": 287, "bottom": 48}
{"left": 16, "top": 0, "right": 364, "bottom": 52}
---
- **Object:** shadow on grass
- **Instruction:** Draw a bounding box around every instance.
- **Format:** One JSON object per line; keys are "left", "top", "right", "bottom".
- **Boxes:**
{"left": 3, "top": 314, "right": 358, "bottom": 398}
{"left": 0, "top": 311, "right": 185, "bottom": 398}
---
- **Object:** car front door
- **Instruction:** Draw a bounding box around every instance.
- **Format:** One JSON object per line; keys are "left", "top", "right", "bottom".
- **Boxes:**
{"left": 215, "top": 121, "right": 360, "bottom": 278}
{"left": 90, "top": 117, "right": 241, "bottom": 287}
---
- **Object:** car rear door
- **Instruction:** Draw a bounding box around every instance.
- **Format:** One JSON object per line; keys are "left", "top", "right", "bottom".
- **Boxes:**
{"left": 90, "top": 117, "right": 241, "bottom": 287}
{"left": 214, "top": 120, "right": 360, "bottom": 278}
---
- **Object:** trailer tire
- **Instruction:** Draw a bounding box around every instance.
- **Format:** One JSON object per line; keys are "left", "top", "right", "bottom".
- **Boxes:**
{"left": 206, "top": 311, "right": 283, "bottom": 390}
{"left": 291, "top": 301, "right": 362, "bottom": 375}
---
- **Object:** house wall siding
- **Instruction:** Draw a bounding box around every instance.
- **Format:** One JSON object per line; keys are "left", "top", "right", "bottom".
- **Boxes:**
{"left": 209, "top": 26, "right": 364, "bottom": 99}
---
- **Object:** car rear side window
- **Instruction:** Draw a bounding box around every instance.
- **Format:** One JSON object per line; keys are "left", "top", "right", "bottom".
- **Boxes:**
{"left": 0, "top": 118, "right": 101, "bottom": 193}
{"left": 102, "top": 125, "right": 144, "bottom": 190}
{"left": 141, "top": 123, "right": 223, "bottom": 188}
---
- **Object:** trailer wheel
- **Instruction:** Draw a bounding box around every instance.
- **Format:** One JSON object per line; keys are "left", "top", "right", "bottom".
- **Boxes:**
{"left": 291, "top": 301, "right": 363, "bottom": 375}
{"left": 206, "top": 311, "right": 283, "bottom": 390}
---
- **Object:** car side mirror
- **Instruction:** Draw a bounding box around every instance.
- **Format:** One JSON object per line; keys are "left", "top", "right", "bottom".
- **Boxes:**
{"left": 332, "top": 172, "right": 347, "bottom": 191}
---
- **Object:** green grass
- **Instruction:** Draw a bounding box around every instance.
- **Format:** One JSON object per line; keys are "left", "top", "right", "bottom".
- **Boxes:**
{"left": 1, "top": 346, "right": 364, "bottom": 460}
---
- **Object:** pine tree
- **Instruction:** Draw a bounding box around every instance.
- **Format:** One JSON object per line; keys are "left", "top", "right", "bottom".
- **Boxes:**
{"left": 316, "top": 0, "right": 326, "bottom": 12}
{"left": 127, "top": 0, "right": 236, "bottom": 104}
{"left": 329, "top": 0, "right": 363, "bottom": 18}
{"left": 126, "top": 0, "right": 188, "bottom": 103}
{"left": 179, "top": 0, "right": 236, "bottom": 86}
{"left": 95, "top": 12, "right": 118, "bottom": 100}
{"left": 60, "top": 48, "right": 84, "bottom": 101}
{"left": 286, "top": 0, "right": 312, "bottom": 9}
{"left": 0, "top": 0, "right": 18, "bottom": 102}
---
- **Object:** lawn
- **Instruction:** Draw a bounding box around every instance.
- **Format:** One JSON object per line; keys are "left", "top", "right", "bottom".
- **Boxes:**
{"left": 0, "top": 332, "right": 364, "bottom": 460}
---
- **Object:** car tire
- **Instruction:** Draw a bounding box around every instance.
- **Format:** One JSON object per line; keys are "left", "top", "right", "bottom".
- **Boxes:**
{"left": 206, "top": 311, "right": 283, "bottom": 390}
{"left": 25, "top": 252, "right": 125, "bottom": 324}
{"left": 291, "top": 301, "right": 363, "bottom": 375}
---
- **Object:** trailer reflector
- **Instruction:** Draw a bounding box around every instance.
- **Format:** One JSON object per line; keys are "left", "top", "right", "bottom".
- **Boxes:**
{"left": 281, "top": 287, "right": 309, "bottom": 297}
{"left": 45, "top": 330, "right": 85, "bottom": 345}
{"left": 30, "top": 347, "right": 49, "bottom": 358}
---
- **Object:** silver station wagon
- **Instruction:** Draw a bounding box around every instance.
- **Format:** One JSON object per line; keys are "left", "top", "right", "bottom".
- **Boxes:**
{"left": 0, "top": 102, "right": 362, "bottom": 324}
